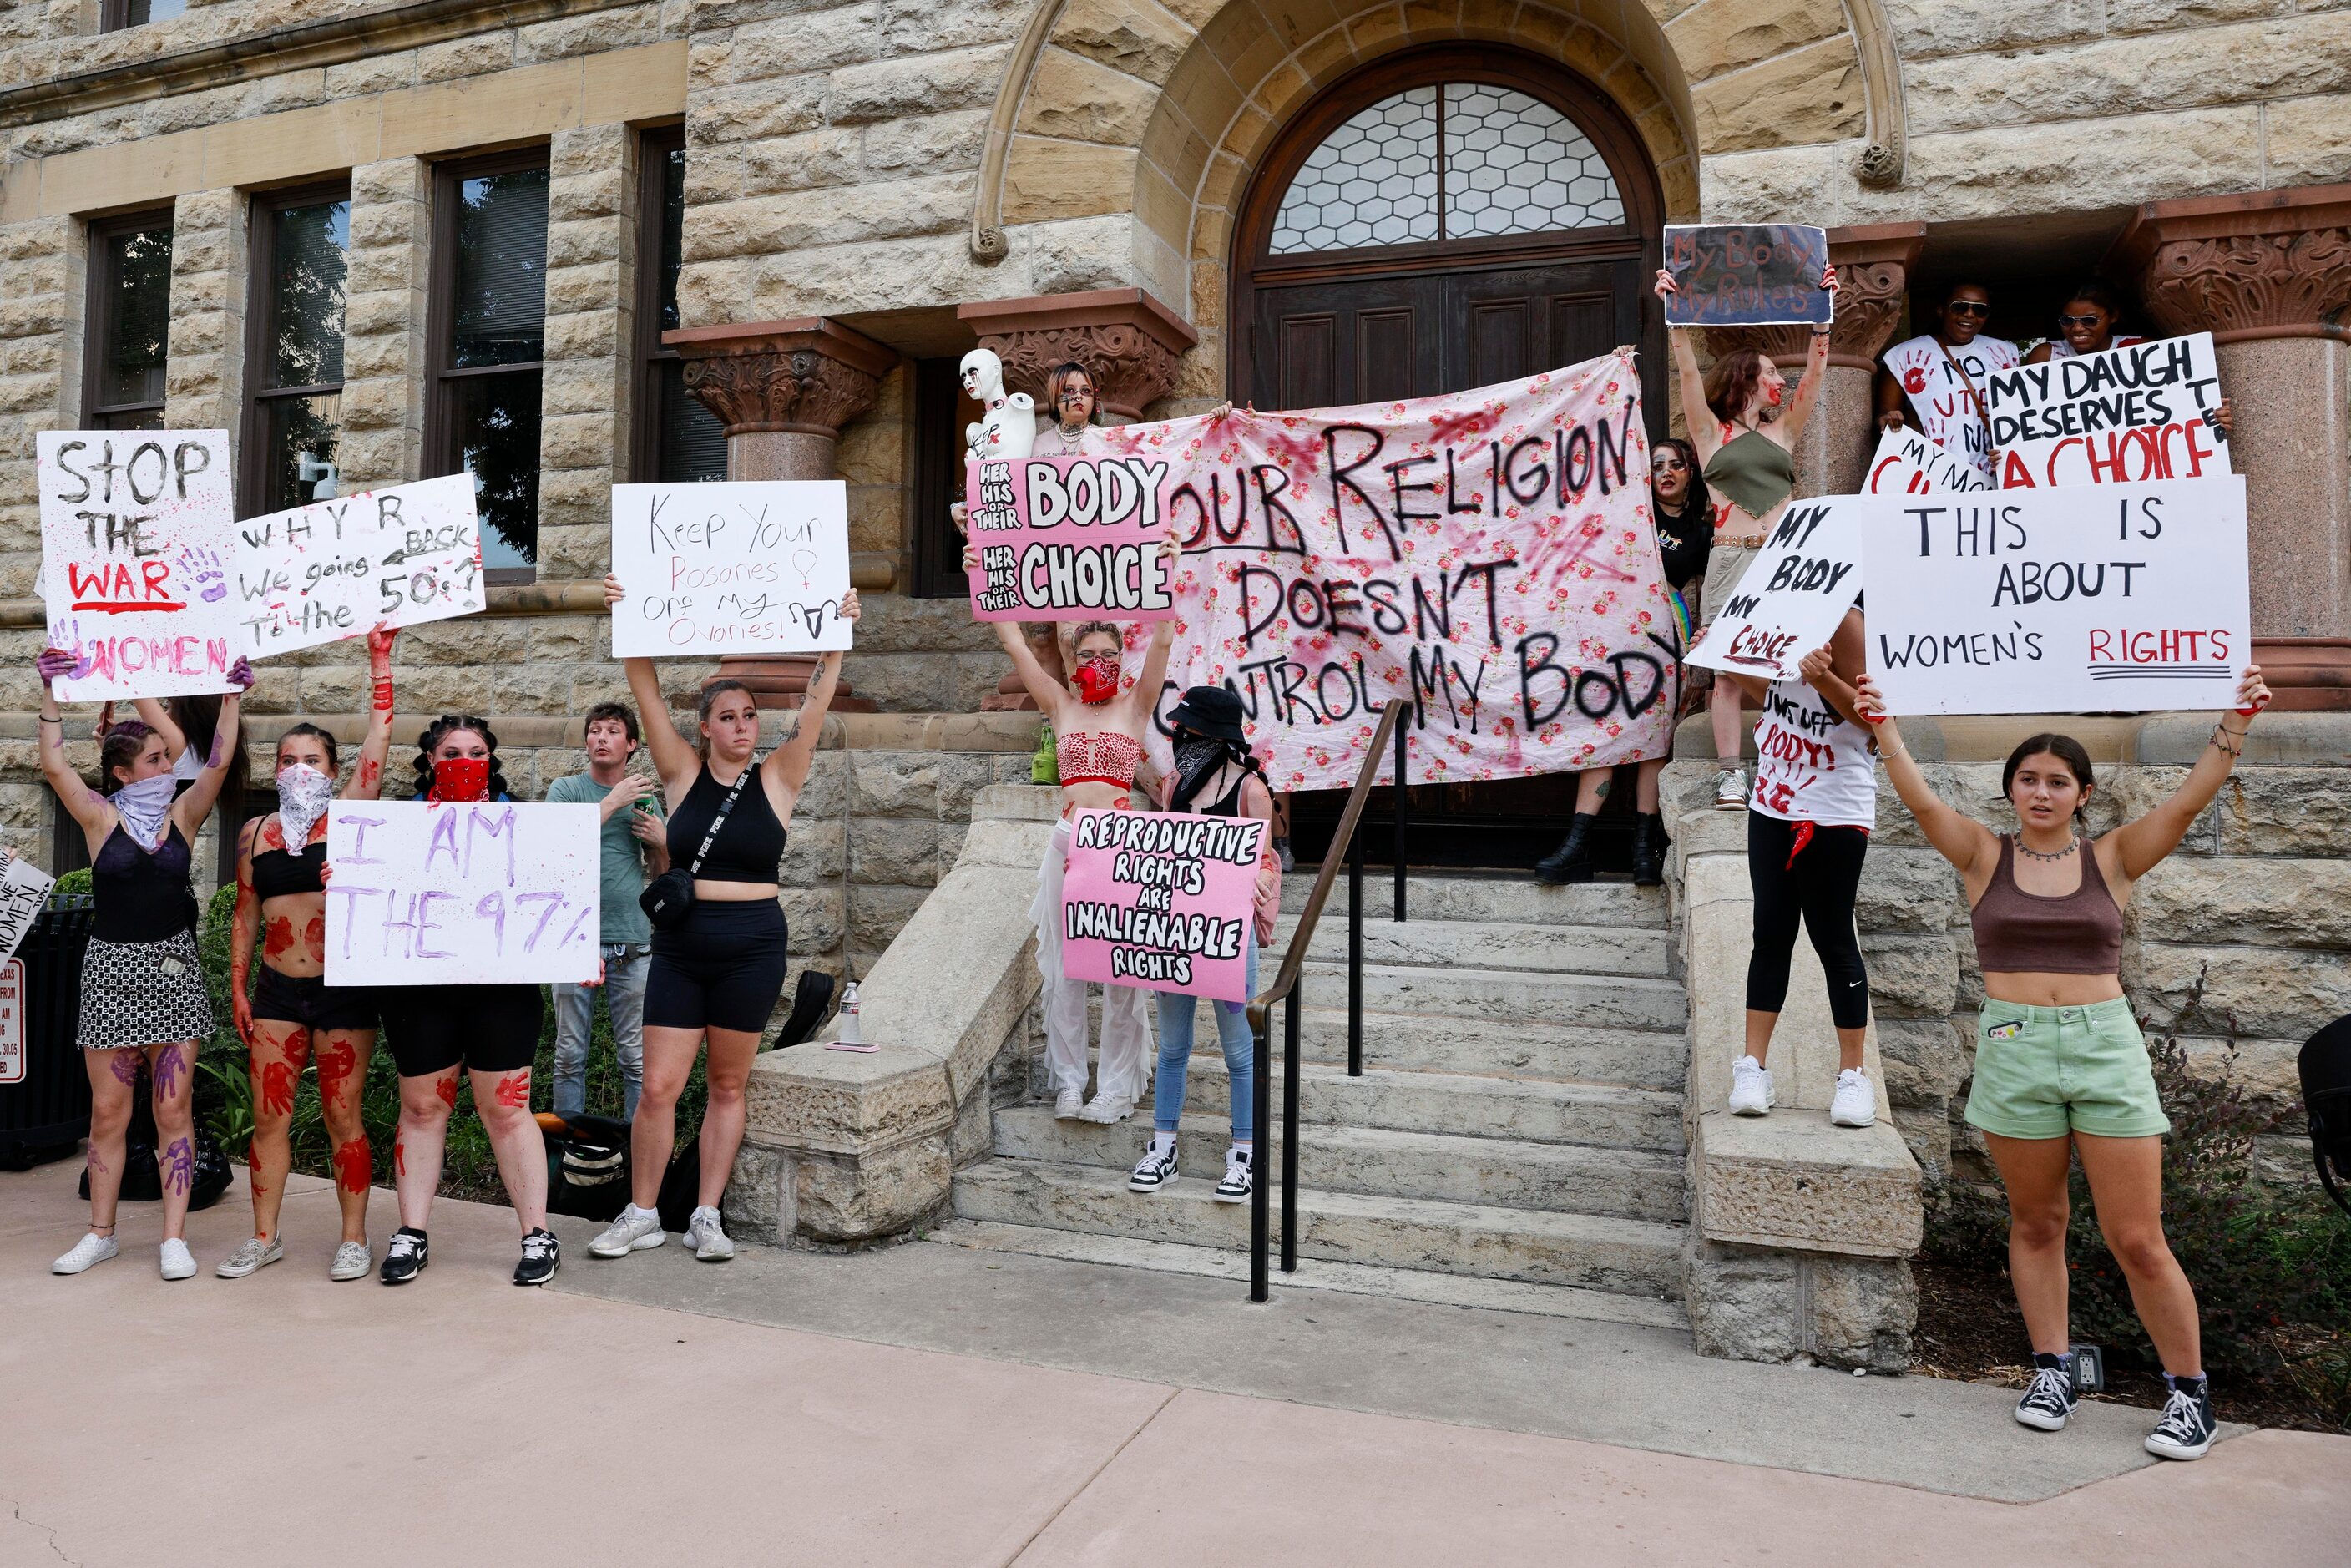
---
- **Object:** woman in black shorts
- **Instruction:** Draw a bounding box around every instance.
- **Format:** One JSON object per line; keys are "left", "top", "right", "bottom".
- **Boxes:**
{"left": 589, "top": 576, "right": 861, "bottom": 1263}
{"left": 219, "top": 626, "right": 401, "bottom": 1282}
{"left": 376, "top": 714, "right": 559, "bottom": 1287}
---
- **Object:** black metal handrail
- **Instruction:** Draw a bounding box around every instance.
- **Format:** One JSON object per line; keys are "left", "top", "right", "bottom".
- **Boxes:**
{"left": 1245, "top": 696, "right": 1408, "bottom": 1303}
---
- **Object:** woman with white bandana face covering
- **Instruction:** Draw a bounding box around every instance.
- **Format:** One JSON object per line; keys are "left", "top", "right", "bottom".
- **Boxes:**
{"left": 37, "top": 642, "right": 253, "bottom": 1283}
{"left": 215, "top": 625, "right": 402, "bottom": 1282}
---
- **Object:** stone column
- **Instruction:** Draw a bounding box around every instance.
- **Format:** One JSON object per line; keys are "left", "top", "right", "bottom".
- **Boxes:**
{"left": 1700, "top": 224, "right": 1923, "bottom": 501}
{"left": 666, "top": 315, "right": 900, "bottom": 710}
{"left": 953, "top": 287, "right": 1200, "bottom": 711}
{"left": 2113, "top": 185, "right": 2351, "bottom": 711}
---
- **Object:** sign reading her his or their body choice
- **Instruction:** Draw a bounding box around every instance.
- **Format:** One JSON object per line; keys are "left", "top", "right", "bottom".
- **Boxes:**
{"left": 609, "top": 481, "right": 854, "bottom": 655}
{"left": 1985, "top": 332, "right": 2231, "bottom": 490}
{"left": 0, "top": 856, "right": 57, "bottom": 969}
{"left": 1883, "top": 336, "right": 2020, "bottom": 484}
{"left": 235, "top": 474, "right": 483, "bottom": 658}
{"left": 323, "top": 802, "right": 599, "bottom": 985}
{"left": 1864, "top": 427, "right": 1990, "bottom": 496}
{"left": 1060, "top": 808, "right": 1265, "bottom": 1002}
{"left": 1684, "top": 498, "right": 1866, "bottom": 682}
{"left": 1661, "top": 225, "right": 1832, "bottom": 326}
{"left": 38, "top": 430, "right": 240, "bottom": 702}
{"left": 964, "top": 454, "right": 1177, "bottom": 621}
{"left": 1091, "top": 349, "right": 1676, "bottom": 792}
{"left": 1863, "top": 475, "right": 2251, "bottom": 715}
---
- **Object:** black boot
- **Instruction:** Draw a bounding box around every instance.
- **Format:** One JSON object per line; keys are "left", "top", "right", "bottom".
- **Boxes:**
{"left": 1631, "top": 812, "right": 1666, "bottom": 888}
{"left": 1534, "top": 812, "right": 1598, "bottom": 884}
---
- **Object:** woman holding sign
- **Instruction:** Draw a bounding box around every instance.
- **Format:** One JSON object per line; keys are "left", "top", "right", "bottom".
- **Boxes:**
{"left": 2022, "top": 281, "right": 2233, "bottom": 433}
{"left": 1856, "top": 666, "right": 2271, "bottom": 1462}
{"left": 1874, "top": 281, "right": 2017, "bottom": 485}
{"left": 1656, "top": 264, "right": 1838, "bottom": 812}
{"left": 215, "top": 626, "right": 401, "bottom": 1282}
{"left": 588, "top": 580, "right": 862, "bottom": 1264}
{"left": 38, "top": 648, "right": 252, "bottom": 1282}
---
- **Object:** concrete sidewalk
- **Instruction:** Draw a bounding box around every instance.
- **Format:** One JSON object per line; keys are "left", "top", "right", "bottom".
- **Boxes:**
{"left": 2, "top": 1167, "right": 2343, "bottom": 1567}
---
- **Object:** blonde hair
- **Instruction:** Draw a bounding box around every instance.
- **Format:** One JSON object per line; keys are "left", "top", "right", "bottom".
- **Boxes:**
{"left": 1064, "top": 620, "right": 1122, "bottom": 659}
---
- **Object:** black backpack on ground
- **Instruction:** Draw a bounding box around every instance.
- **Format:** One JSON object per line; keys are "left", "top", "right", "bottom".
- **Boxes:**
{"left": 543, "top": 1113, "right": 633, "bottom": 1221}
{"left": 2299, "top": 1014, "right": 2351, "bottom": 1218}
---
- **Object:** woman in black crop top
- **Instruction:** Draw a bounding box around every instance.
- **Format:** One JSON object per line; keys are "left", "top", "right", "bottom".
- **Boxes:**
{"left": 37, "top": 644, "right": 251, "bottom": 1282}
{"left": 216, "top": 626, "right": 399, "bottom": 1283}
{"left": 588, "top": 576, "right": 862, "bottom": 1263}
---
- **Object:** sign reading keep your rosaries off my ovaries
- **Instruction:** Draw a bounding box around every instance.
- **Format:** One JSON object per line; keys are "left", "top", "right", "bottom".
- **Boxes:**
{"left": 609, "top": 481, "right": 854, "bottom": 655}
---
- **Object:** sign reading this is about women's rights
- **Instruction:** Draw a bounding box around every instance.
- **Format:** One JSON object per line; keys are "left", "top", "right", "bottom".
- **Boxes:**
{"left": 1863, "top": 475, "right": 2251, "bottom": 715}
{"left": 1685, "top": 497, "right": 1868, "bottom": 682}
{"left": 37, "top": 429, "right": 242, "bottom": 703}
{"left": 235, "top": 474, "right": 485, "bottom": 658}
{"left": 963, "top": 453, "right": 1178, "bottom": 621}
{"left": 1661, "top": 224, "right": 1833, "bottom": 327}
{"left": 1060, "top": 808, "right": 1265, "bottom": 1002}
{"left": 1986, "top": 331, "right": 2232, "bottom": 489}
{"left": 609, "top": 481, "right": 855, "bottom": 655}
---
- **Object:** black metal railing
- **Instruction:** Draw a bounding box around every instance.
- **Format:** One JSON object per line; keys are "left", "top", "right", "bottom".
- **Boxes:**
{"left": 1245, "top": 697, "right": 1409, "bottom": 1303}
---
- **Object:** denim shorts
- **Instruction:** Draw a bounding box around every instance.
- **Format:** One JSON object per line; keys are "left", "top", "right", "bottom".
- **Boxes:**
{"left": 1964, "top": 997, "right": 2171, "bottom": 1141}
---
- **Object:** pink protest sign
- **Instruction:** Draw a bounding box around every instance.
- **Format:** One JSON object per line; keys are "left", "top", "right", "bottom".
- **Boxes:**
{"left": 965, "top": 454, "right": 1177, "bottom": 622}
{"left": 1059, "top": 808, "right": 1265, "bottom": 1003}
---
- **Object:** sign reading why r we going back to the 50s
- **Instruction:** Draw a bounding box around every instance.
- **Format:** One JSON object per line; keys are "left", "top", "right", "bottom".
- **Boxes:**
{"left": 235, "top": 474, "right": 484, "bottom": 659}
{"left": 324, "top": 802, "right": 600, "bottom": 986}
{"left": 965, "top": 454, "right": 1177, "bottom": 622}
{"left": 1060, "top": 808, "right": 1266, "bottom": 1002}
{"left": 38, "top": 430, "right": 242, "bottom": 704}
{"left": 1685, "top": 497, "right": 1866, "bottom": 682}
{"left": 1986, "top": 332, "right": 2231, "bottom": 489}
{"left": 1863, "top": 475, "right": 2250, "bottom": 715}
{"left": 609, "top": 481, "right": 854, "bottom": 656}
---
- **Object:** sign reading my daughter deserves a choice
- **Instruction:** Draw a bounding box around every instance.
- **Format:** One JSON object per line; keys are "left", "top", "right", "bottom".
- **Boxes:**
{"left": 1060, "top": 808, "right": 1265, "bottom": 1003}
{"left": 1986, "top": 332, "right": 2231, "bottom": 489}
{"left": 964, "top": 453, "right": 1176, "bottom": 622}
{"left": 609, "top": 481, "right": 854, "bottom": 655}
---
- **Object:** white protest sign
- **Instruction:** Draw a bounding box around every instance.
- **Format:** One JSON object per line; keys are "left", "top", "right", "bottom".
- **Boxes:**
{"left": 235, "top": 474, "right": 483, "bottom": 658}
{"left": 609, "top": 481, "right": 853, "bottom": 656}
{"left": 1685, "top": 497, "right": 1866, "bottom": 682}
{"left": 0, "top": 960, "right": 20, "bottom": 1085}
{"left": 323, "top": 802, "right": 599, "bottom": 985}
{"left": 0, "top": 856, "right": 57, "bottom": 969}
{"left": 1986, "top": 332, "right": 2231, "bottom": 490}
{"left": 1863, "top": 427, "right": 1989, "bottom": 496}
{"left": 1863, "top": 476, "right": 2250, "bottom": 715}
{"left": 38, "top": 430, "right": 241, "bottom": 702}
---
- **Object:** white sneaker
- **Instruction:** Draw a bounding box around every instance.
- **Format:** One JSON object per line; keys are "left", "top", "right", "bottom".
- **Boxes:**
{"left": 1830, "top": 1068, "right": 1877, "bottom": 1128}
{"left": 1079, "top": 1091, "right": 1135, "bottom": 1125}
{"left": 329, "top": 1241, "right": 372, "bottom": 1282}
{"left": 52, "top": 1232, "right": 119, "bottom": 1275}
{"left": 159, "top": 1239, "right": 197, "bottom": 1281}
{"left": 1727, "top": 1055, "right": 1773, "bottom": 1115}
{"left": 215, "top": 1234, "right": 283, "bottom": 1277}
{"left": 1053, "top": 1086, "right": 1085, "bottom": 1120}
{"left": 685, "top": 1206, "right": 735, "bottom": 1262}
{"left": 589, "top": 1203, "right": 666, "bottom": 1258}
{"left": 1714, "top": 766, "right": 1749, "bottom": 809}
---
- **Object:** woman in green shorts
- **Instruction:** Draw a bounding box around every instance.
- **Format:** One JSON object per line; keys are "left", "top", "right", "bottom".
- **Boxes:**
{"left": 1855, "top": 665, "right": 2271, "bottom": 1463}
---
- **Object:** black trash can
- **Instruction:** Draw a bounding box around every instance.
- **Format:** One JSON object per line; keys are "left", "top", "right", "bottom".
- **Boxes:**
{"left": 0, "top": 898, "right": 96, "bottom": 1171}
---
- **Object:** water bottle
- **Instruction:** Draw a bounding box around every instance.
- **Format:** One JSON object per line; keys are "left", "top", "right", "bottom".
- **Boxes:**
{"left": 827, "top": 981, "right": 874, "bottom": 1051}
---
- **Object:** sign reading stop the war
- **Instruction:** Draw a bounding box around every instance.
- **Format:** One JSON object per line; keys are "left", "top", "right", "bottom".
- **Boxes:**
{"left": 1986, "top": 332, "right": 2231, "bottom": 489}
{"left": 964, "top": 454, "right": 1177, "bottom": 622}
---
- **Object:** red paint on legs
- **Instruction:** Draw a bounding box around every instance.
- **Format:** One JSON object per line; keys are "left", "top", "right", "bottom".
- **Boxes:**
{"left": 434, "top": 1075, "right": 458, "bottom": 1110}
{"left": 332, "top": 1136, "right": 370, "bottom": 1194}
{"left": 259, "top": 1060, "right": 297, "bottom": 1117}
{"left": 493, "top": 1071, "right": 529, "bottom": 1110}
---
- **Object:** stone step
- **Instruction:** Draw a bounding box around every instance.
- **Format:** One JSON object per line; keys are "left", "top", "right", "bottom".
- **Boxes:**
{"left": 1267, "top": 917, "right": 1672, "bottom": 978}
{"left": 991, "top": 1106, "right": 1688, "bottom": 1222}
{"left": 1292, "top": 1009, "right": 1686, "bottom": 1090}
{"left": 1281, "top": 873, "right": 1667, "bottom": 930}
{"left": 1176, "top": 1059, "right": 1685, "bottom": 1154}
{"left": 927, "top": 1220, "right": 1690, "bottom": 1332}
{"left": 1289, "top": 961, "right": 1687, "bottom": 1031}
{"left": 951, "top": 1159, "right": 1686, "bottom": 1297}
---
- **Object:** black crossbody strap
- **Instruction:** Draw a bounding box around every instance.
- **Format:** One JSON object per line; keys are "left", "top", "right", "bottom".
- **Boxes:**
{"left": 688, "top": 758, "right": 759, "bottom": 878}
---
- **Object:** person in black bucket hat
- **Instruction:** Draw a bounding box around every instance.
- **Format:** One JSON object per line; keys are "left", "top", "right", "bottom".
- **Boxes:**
{"left": 1166, "top": 685, "right": 1246, "bottom": 746}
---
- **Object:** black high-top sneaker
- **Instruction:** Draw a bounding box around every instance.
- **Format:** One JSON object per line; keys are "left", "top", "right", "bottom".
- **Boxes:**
{"left": 513, "top": 1227, "right": 562, "bottom": 1287}
{"left": 2013, "top": 1352, "right": 2079, "bottom": 1431}
{"left": 2145, "top": 1376, "right": 2216, "bottom": 1460}
{"left": 379, "top": 1227, "right": 429, "bottom": 1286}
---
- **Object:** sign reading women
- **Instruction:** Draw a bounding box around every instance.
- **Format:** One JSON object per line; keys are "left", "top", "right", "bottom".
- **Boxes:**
{"left": 1095, "top": 350, "right": 1675, "bottom": 793}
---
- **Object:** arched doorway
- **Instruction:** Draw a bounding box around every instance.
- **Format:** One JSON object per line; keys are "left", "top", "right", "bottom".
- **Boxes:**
{"left": 1232, "top": 45, "right": 1667, "bottom": 867}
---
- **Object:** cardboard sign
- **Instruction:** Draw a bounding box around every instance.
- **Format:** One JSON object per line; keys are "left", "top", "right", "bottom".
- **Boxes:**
{"left": 964, "top": 454, "right": 1176, "bottom": 622}
{"left": 609, "top": 481, "right": 853, "bottom": 655}
{"left": 1863, "top": 427, "right": 1990, "bottom": 496}
{"left": 0, "top": 960, "right": 20, "bottom": 1086}
{"left": 1883, "top": 335, "right": 2020, "bottom": 484}
{"left": 1059, "top": 808, "right": 1265, "bottom": 1002}
{"left": 323, "top": 802, "right": 600, "bottom": 985}
{"left": 1986, "top": 332, "right": 2231, "bottom": 489}
{"left": 0, "top": 857, "right": 57, "bottom": 969}
{"left": 1684, "top": 497, "right": 1866, "bottom": 682}
{"left": 1863, "top": 476, "right": 2251, "bottom": 715}
{"left": 1661, "top": 224, "right": 1831, "bottom": 327}
{"left": 235, "top": 474, "right": 483, "bottom": 658}
{"left": 38, "top": 430, "right": 241, "bottom": 702}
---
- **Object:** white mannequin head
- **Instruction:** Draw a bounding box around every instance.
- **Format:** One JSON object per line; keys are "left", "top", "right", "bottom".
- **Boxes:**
{"left": 959, "top": 348, "right": 1007, "bottom": 406}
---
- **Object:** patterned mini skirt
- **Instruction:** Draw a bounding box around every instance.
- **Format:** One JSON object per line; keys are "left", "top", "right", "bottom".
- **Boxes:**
{"left": 78, "top": 930, "right": 215, "bottom": 1053}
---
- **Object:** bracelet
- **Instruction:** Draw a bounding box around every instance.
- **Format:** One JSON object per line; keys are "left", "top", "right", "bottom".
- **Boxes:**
{"left": 1811, "top": 326, "right": 1832, "bottom": 337}
{"left": 38, "top": 715, "right": 59, "bottom": 724}
{"left": 2209, "top": 724, "right": 2246, "bottom": 757}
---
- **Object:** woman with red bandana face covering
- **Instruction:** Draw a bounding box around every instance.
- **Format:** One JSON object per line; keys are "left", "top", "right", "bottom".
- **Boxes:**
{"left": 374, "top": 713, "right": 562, "bottom": 1288}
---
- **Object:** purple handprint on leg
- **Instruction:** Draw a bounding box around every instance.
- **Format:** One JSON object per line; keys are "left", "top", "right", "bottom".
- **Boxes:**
{"left": 160, "top": 1136, "right": 194, "bottom": 1196}
{"left": 108, "top": 1049, "right": 143, "bottom": 1087}
{"left": 151, "top": 1041, "right": 187, "bottom": 1100}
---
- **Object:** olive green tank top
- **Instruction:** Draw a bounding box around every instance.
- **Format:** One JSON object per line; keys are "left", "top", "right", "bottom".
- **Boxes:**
{"left": 1704, "top": 429, "right": 1797, "bottom": 520}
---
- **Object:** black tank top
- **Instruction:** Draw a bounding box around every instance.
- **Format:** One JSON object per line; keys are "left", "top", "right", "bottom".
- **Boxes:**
{"left": 91, "top": 824, "right": 196, "bottom": 943}
{"left": 665, "top": 765, "right": 787, "bottom": 883}
{"left": 251, "top": 822, "right": 326, "bottom": 901}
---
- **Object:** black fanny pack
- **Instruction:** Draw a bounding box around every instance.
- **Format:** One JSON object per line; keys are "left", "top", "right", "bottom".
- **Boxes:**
{"left": 640, "top": 760, "right": 756, "bottom": 933}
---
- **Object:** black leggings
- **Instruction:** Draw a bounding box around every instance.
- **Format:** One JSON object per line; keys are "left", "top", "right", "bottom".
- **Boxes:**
{"left": 1746, "top": 812, "right": 1871, "bottom": 1029}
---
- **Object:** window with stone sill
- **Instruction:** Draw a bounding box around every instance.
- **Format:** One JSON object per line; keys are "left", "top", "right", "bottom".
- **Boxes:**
{"left": 101, "top": 0, "right": 188, "bottom": 30}
{"left": 84, "top": 211, "right": 173, "bottom": 430}
{"left": 243, "top": 183, "right": 351, "bottom": 516}
{"left": 634, "top": 124, "right": 728, "bottom": 486}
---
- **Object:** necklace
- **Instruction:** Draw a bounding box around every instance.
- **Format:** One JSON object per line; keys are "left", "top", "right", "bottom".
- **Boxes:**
{"left": 2015, "top": 836, "right": 2078, "bottom": 862}
{"left": 1059, "top": 421, "right": 1087, "bottom": 439}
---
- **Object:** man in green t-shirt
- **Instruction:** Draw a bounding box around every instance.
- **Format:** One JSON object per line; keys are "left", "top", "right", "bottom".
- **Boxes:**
{"left": 545, "top": 702, "right": 667, "bottom": 1121}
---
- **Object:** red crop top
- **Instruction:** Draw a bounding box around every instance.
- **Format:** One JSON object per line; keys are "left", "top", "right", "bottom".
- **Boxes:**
{"left": 1057, "top": 729, "right": 1142, "bottom": 790}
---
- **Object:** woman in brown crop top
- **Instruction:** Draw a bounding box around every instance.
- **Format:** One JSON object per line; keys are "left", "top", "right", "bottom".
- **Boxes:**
{"left": 1856, "top": 665, "right": 2271, "bottom": 1463}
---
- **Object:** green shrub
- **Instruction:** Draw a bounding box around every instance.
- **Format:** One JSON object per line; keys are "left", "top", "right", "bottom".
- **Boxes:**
{"left": 48, "top": 867, "right": 91, "bottom": 905}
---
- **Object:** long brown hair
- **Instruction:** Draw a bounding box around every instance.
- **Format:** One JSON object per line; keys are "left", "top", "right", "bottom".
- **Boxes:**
{"left": 1703, "top": 348, "right": 1768, "bottom": 427}
{"left": 697, "top": 678, "right": 756, "bottom": 761}
{"left": 2001, "top": 733, "right": 2096, "bottom": 825}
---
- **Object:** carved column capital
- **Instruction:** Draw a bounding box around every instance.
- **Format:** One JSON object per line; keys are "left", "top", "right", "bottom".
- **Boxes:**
{"left": 2111, "top": 184, "right": 2351, "bottom": 344}
{"left": 958, "top": 286, "right": 1201, "bottom": 422}
{"left": 665, "top": 316, "right": 900, "bottom": 438}
{"left": 1701, "top": 223, "right": 1924, "bottom": 372}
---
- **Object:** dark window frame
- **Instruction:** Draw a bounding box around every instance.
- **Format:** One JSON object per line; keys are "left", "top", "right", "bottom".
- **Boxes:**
{"left": 83, "top": 208, "right": 175, "bottom": 429}
{"left": 629, "top": 123, "right": 727, "bottom": 485}
{"left": 910, "top": 357, "right": 978, "bottom": 600}
{"left": 240, "top": 179, "right": 353, "bottom": 517}
{"left": 426, "top": 145, "right": 552, "bottom": 586}
{"left": 100, "top": 0, "right": 188, "bottom": 31}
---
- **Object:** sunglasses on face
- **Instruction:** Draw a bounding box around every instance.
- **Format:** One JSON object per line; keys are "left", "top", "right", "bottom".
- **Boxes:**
{"left": 1057, "top": 389, "right": 1092, "bottom": 405}
{"left": 2058, "top": 313, "right": 2104, "bottom": 328}
{"left": 1946, "top": 301, "right": 1992, "bottom": 318}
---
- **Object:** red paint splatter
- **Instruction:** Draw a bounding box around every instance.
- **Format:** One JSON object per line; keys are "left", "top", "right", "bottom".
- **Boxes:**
{"left": 247, "top": 1144, "right": 265, "bottom": 1199}
{"left": 315, "top": 1038, "right": 357, "bottom": 1098}
{"left": 356, "top": 759, "right": 379, "bottom": 791}
{"left": 303, "top": 914, "right": 326, "bottom": 960}
{"left": 260, "top": 817, "right": 286, "bottom": 853}
{"left": 260, "top": 1060, "right": 296, "bottom": 1117}
{"left": 493, "top": 1072, "right": 529, "bottom": 1110}
{"left": 434, "top": 1075, "right": 458, "bottom": 1110}
{"left": 393, "top": 1138, "right": 406, "bottom": 1177}
{"left": 263, "top": 918, "right": 296, "bottom": 960}
{"left": 332, "top": 1136, "right": 370, "bottom": 1194}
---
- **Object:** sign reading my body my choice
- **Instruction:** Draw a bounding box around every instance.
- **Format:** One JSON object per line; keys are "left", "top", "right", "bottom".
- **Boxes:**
{"left": 964, "top": 454, "right": 1176, "bottom": 621}
{"left": 609, "top": 481, "right": 854, "bottom": 655}
{"left": 1863, "top": 475, "right": 2251, "bottom": 715}
{"left": 1684, "top": 497, "right": 1866, "bottom": 682}
{"left": 235, "top": 474, "right": 484, "bottom": 658}
{"left": 1986, "top": 332, "right": 2230, "bottom": 489}
{"left": 1060, "top": 807, "right": 1265, "bottom": 1002}
{"left": 1661, "top": 224, "right": 1832, "bottom": 327}
{"left": 38, "top": 430, "right": 241, "bottom": 702}
{"left": 1863, "top": 427, "right": 1990, "bottom": 496}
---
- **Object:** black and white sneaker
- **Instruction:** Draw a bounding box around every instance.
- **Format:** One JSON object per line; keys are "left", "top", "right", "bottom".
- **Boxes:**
{"left": 1129, "top": 1141, "right": 1178, "bottom": 1192}
{"left": 2145, "top": 1381, "right": 2216, "bottom": 1460}
{"left": 379, "top": 1227, "right": 428, "bottom": 1285}
{"left": 1214, "top": 1149, "right": 1252, "bottom": 1204}
{"left": 2013, "top": 1358, "right": 2079, "bottom": 1431}
{"left": 513, "top": 1228, "right": 562, "bottom": 1287}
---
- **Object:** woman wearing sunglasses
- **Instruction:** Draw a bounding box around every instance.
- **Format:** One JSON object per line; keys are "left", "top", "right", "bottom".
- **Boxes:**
{"left": 2024, "top": 282, "right": 2232, "bottom": 436}
{"left": 1877, "top": 282, "right": 2016, "bottom": 484}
